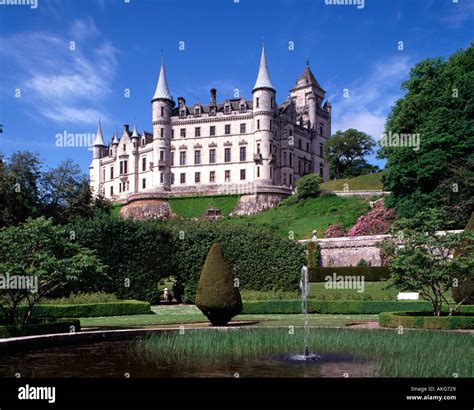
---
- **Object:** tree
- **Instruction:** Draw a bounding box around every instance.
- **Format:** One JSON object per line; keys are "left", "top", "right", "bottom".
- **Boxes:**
{"left": 381, "top": 210, "right": 474, "bottom": 316}
{"left": 324, "top": 129, "right": 376, "bottom": 179}
{"left": 0, "top": 217, "right": 106, "bottom": 325}
{"left": 195, "top": 243, "right": 242, "bottom": 326}
{"left": 378, "top": 45, "right": 474, "bottom": 228}
{"left": 296, "top": 173, "right": 322, "bottom": 199}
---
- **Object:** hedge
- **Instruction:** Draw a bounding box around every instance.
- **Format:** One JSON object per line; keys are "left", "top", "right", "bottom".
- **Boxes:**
{"left": 242, "top": 300, "right": 437, "bottom": 314}
{"left": 170, "top": 222, "right": 306, "bottom": 303}
{"left": 0, "top": 301, "right": 151, "bottom": 320}
{"left": 310, "top": 266, "right": 390, "bottom": 282}
{"left": 379, "top": 311, "right": 474, "bottom": 330}
{"left": 0, "top": 320, "right": 81, "bottom": 338}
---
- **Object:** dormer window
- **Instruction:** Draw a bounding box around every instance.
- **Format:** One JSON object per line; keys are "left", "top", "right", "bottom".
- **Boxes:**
{"left": 210, "top": 107, "right": 216, "bottom": 116}
{"left": 224, "top": 105, "right": 231, "bottom": 114}
{"left": 194, "top": 107, "right": 201, "bottom": 117}
{"left": 180, "top": 109, "right": 186, "bottom": 119}
{"left": 141, "top": 138, "right": 146, "bottom": 146}
{"left": 240, "top": 104, "right": 246, "bottom": 113}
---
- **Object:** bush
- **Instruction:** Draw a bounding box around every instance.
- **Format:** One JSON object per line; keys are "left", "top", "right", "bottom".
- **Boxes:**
{"left": 42, "top": 292, "right": 119, "bottom": 305}
{"left": 0, "top": 301, "right": 151, "bottom": 319}
{"left": 347, "top": 199, "right": 396, "bottom": 236}
{"left": 195, "top": 244, "right": 242, "bottom": 326}
{"left": 296, "top": 174, "right": 322, "bottom": 199}
{"left": 241, "top": 300, "right": 437, "bottom": 314}
{"left": 239, "top": 289, "right": 299, "bottom": 301}
{"left": 324, "top": 223, "right": 345, "bottom": 238}
{"left": 69, "top": 214, "right": 176, "bottom": 302}
{"left": 171, "top": 222, "right": 306, "bottom": 303}
{"left": 0, "top": 320, "right": 81, "bottom": 339}
{"left": 379, "top": 310, "right": 474, "bottom": 330}
{"left": 310, "top": 266, "right": 390, "bottom": 282}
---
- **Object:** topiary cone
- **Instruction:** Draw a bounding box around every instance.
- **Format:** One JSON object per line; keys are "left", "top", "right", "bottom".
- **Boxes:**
{"left": 195, "top": 243, "right": 242, "bottom": 326}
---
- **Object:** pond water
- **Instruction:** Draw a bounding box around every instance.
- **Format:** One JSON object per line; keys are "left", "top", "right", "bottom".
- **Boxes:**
{"left": 0, "top": 340, "right": 375, "bottom": 378}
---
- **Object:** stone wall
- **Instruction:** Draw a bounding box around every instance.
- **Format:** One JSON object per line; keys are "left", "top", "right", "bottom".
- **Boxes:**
{"left": 231, "top": 193, "right": 286, "bottom": 216}
{"left": 120, "top": 198, "right": 174, "bottom": 220}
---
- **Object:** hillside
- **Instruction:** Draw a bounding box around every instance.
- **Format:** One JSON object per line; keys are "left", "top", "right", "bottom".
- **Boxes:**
{"left": 168, "top": 195, "right": 240, "bottom": 218}
{"left": 321, "top": 172, "right": 384, "bottom": 192}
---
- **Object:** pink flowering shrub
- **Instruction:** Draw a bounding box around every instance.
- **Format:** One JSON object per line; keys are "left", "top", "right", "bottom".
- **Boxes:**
{"left": 324, "top": 223, "right": 346, "bottom": 238}
{"left": 347, "top": 200, "right": 396, "bottom": 237}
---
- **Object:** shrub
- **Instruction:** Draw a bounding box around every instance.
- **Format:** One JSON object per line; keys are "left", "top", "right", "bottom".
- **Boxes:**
{"left": 69, "top": 214, "right": 176, "bottom": 302}
{"left": 195, "top": 244, "right": 242, "bottom": 326}
{"left": 171, "top": 222, "right": 305, "bottom": 302}
{"left": 310, "top": 266, "right": 390, "bottom": 282}
{"left": 379, "top": 311, "right": 474, "bottom": 330}
{"left": 347, "top": 199, "right": 396, "bottom": 236}
{"left": 296, "top": 174, "right": 322, "bottom": 199}
{"left": 0, "top": 320, "right": 81, "bottom": 339}
{"left": 324, "top": 223, "right": 345, "bottom": 238}
{"left": 42, "top": 292, "right": 118, "bottom": 305}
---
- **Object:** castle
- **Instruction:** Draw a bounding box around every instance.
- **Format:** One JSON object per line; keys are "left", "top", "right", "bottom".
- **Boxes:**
{"left": 90, "top": 47, "right": 331, "bottom": 218}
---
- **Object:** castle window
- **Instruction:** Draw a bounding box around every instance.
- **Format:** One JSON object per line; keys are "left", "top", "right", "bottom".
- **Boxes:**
{"left": 225, "top": 124, "right": 231, "bottom": 135}
{"left": 179, "top": 151, "right": 186, "bottom": 165}
{"left": 141, "top": 138, "right": 146, "bottom": 146}
{"left": 240, "top": 169, "right": 246, "bottom": 180}
{"left": 283, "top": 151, "right": 287, "bottom": 166}
{"left": 224, "top": 148, "right": 231, "bottom": 163}
{"left": 240, "top": 146, "right": 246, "bottom": 162}
{"left": 123, "top": 144, "right": 126, "bottom": 152}
{"left": 240, "top": 104, "right": 246, "bottom": 113}
{"left": 210, "top": 126, "right": 216, "bottom": 136}
{"left": 224, "top": 105, "right": 230, "bottom": 114}
{"left": 209, "top": 171, "right": 215, "bottom": 183}
{"left": 209, "top": 149, "right": 216, "bottom": 164}
{"left": 289, "top": 153, "right": 293, "bottom": 167}
{"left": 240, "top": 123, "right": 246, "bottom": 134}
{"left": 257, "top": 120, "right": 260, "bottom": 130}
{"left": 257, "top": 143, "right": 260, "bottom": 154}
{"left": 270, "top": 120, "right": 272, "bottom": 130}
{"left": 133, "top": 141, "right": 136, "bottom": 148}
{"left": 194, "top": 150, "right": 201, "bottom": 165}
{"left": 180, "top": 128, "right": 186, "bottom": 138}
{"left": 256, "top": 98, "right": 259, "bottom": 108}
{"left": 319, "top": 124, "right": 323, "bottom": 136}
{"left": 210, "top": 107, "right": 216, "bottom": 116}
{"left": 171, "top": 130, "right": 174, "bottom": 139}
{"left": 110, "top": 166, "right": 114, "bottom": 179}
{"left": 142, "top": 178, "right": 146, "bottom": 189}
{"left": 161, "top": 128, "right": 164, "bottom": 138}
{"left": 180, "top": 173, "right": 186, "bottom": 184}
{"left": 225, "top": 170, "right": 230, "bottom": 182}
{"left": 298, "top": 139, "right": 302, "bottom": 149}
{"left": 171, "top": 173, "right": 175, "bottom": 184}
{"left": 195, "top": 108, "right": 201, "bottom": 117}
{"left": 119, "top": 183, "right": 122, "bottom": 193}
{"left": 161, "top": 107, "right": 165, "bottom": 116}
{"left": 195, "top": 127, "right": 201, "bottom": 137}
{"left": 320, "top": 143, "right": 324, "bottom": 158}
{"left": 283, "top": 173, "right": 287, "bottom": 185}
{"left": 289, "top": 174, "right": 293, "bottom": 185}
{"left": 102, "top": 168, "right": 105, "bottom": 181}
{"left": 180, "top": 109, "right": 186, "bottom": 119}
{"left": 160, "top": 173, "right": 163, "bottom": 184}
{"left": 257, "top": 167, "right": 260, "bottom": 177}
{"left": 124, "top": 161, "right": 128, "bottom": 174}
{"left": 320, "top": 165, "right": 324, "bottom": 177}
{"left": 195, "top": 172, "right": 200, "bottom": 183}
{"left": 142, "top": 157, "right": 147, "bottom": 171}
{"left": 271, "top": 97, "right": 274, "bottom": 108}
{"left": 289, "top": 129, "right": 293, "bottom": 137}
{"left": 171, "top": 152, "right": 175, "bottom": 166}
{"left": 306, "top": 142, "right": 310, "bottom": 152}
{"left": 160, "top": 150, "right": 165, "bottom": 161}
{"left": 110, "top": 186, "right": 114, "bottom": 196}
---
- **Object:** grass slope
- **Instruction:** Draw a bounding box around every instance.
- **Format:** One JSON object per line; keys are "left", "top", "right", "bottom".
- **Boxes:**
{"left": 224, "top": 195, "right": 369, "bottom": 240}
{"left": 169, "top": 195, "right": 240, "bottom": 218}
{"left": 321, "top": 172, "right": 384, "bottom": 191}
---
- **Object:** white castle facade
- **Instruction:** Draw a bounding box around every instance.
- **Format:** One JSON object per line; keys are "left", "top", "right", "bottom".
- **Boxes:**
{"left": 90, "top": 47, "right": 331, "bottom": 205}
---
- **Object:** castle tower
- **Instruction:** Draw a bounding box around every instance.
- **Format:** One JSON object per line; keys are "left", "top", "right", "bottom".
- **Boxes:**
{"left": 111, "top": 130, "right": 119, "bottom": 158}
{"left": 90, "top": 120, "right": 107, "bottom": 195}
{"left": 252, "top": 46, "right": 276, "bottom": 186}
{"left": 151, "top": 56, "right": 174, "bottom": 191}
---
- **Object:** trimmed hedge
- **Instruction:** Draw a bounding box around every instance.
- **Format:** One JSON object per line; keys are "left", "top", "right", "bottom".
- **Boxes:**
{"left": 310, "top": 266, "right": 390, "bottom": 282}
{"left": 242, "top": 300, "right": 436, "bottom": 314}
{"left": 379, "top": 311, "right": 474, "bottom": 330}
{"left": 0, "top": 320, "right": 81, "bottom": 338}
{"left": 0, "top": 301, "right": 151, "bottom": 320}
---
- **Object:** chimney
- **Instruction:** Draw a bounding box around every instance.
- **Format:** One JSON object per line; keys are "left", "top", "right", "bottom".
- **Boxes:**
{"left": 178, "top": 97, "right": 186, "bottom": 107}
{"left": 123, "top": 124, "right": 130, "bottom": 134}
{"left": 210, "top": 88, "right": 217, "bottom": 106}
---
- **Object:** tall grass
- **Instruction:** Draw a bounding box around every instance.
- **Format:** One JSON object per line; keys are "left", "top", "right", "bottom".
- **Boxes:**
{"left": 136, "top": 328, "right": 473, "bottom": 377}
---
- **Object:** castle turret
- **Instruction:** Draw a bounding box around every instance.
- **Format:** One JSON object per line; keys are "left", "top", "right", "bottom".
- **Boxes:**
{"left": 111, "top": 130, "right": 119, "bottom": 158}
{"left": 252, "top": 46, "right": 276, "bottom": 186}
{"left": 151, "top": 56, "right": 174, "bottom": 190}
{"left": 90, "top": 120, "right": 107, "bottom": 196}
{"left": 92, "top": 120, "right": 106, "bottom": 159}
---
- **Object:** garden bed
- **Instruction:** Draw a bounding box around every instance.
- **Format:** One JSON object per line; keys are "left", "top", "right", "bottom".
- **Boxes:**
{"left": 379, "top": 311, "right": 474, "bottom": 330}
{"left": 0, "top": 320, "right": 81, "bottom": 338}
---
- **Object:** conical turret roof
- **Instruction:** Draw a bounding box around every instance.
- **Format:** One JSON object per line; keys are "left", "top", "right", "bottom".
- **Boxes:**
{"left": 253, "top": 46, "right": 274, "bottom": 92}
{"left": 112, "top": 130, "right": 119, "bottom": 145}
{"left": 93, "top": 120, "right": 106, "bottom": 146}
{"left": 152, "top": 56, "right": 172, "bottom": 101}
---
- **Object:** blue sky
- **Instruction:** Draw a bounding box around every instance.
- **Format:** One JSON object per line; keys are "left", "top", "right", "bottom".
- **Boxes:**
{"left": 0, "top": 0, "right": 473, "bottom": 174}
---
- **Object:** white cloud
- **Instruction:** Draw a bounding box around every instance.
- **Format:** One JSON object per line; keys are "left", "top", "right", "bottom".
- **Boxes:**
{"left": 0, "top": 19, "right": 118, "bottom": 126}
{"left": 331, "top": 54, "right": 412, "bottom": 140}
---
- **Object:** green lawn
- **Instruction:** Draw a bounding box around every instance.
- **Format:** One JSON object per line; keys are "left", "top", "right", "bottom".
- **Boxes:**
{"left": 223, "top": 195, "right": 370, "bottom": 239}
{"left": 168, "top": 195, "right": 240, "bottom": 218}
{"left": 321, "top": 172, "right": 384, "bottom": 191}
{"left": 80, "top": 305, "right": 377, "bottom": 329}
